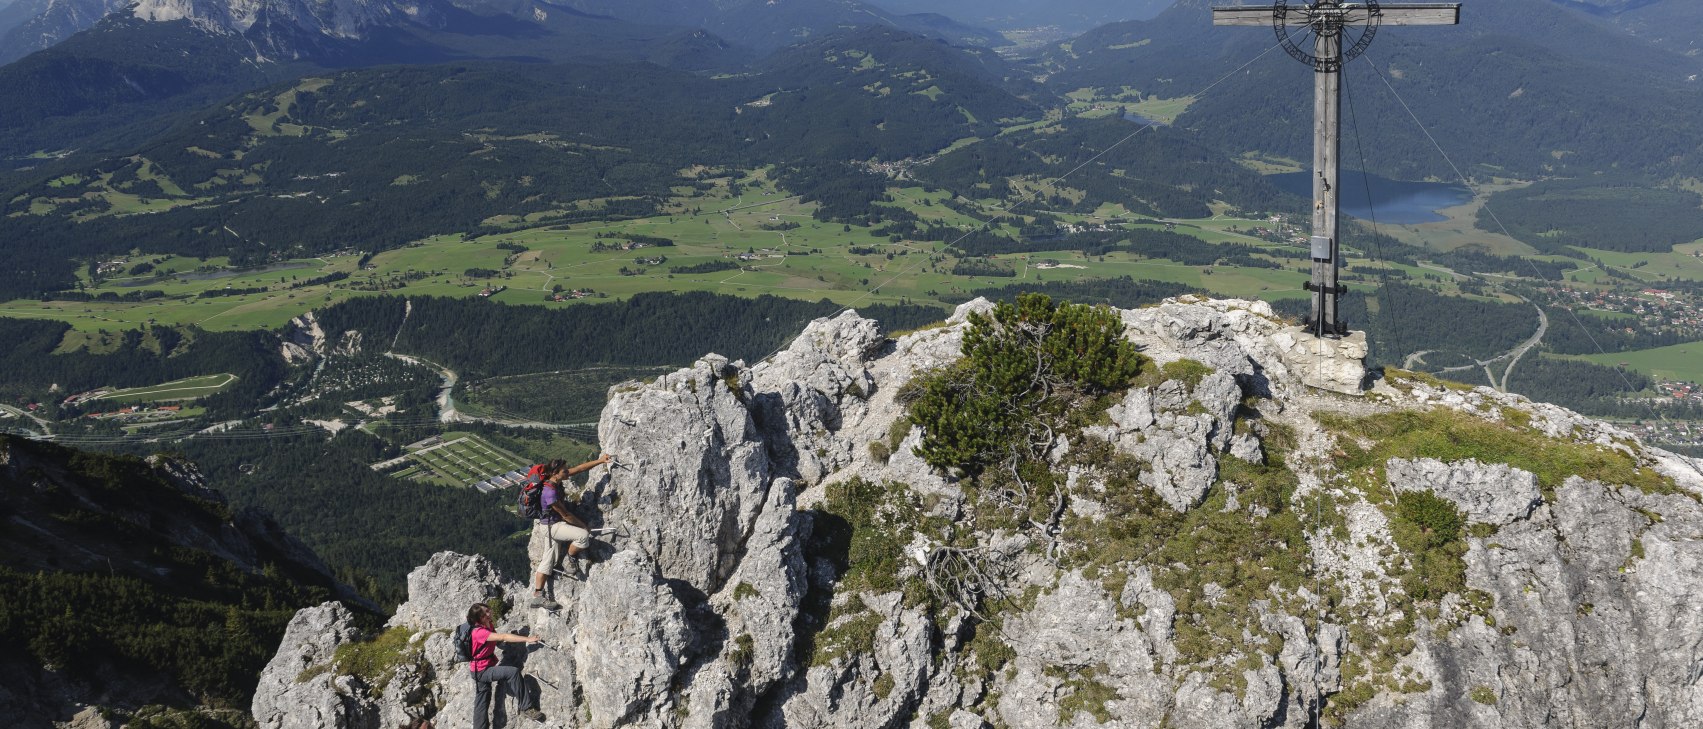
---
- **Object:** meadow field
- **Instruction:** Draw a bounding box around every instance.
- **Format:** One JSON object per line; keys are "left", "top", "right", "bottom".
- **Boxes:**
{"left": 8, "top": 161, "right": 1678, "bottom": 341}
{"left": 92, "top": 374, "right": 238, "bottom": 404}
{"left": 386, "top": 433, "right": 531, "bottom": 488}
{"left": 1577, "top": 342, "right": 1703, "bottom": 385}
{"left": 0, "top": 173, "right": 1347, "bottom": 333}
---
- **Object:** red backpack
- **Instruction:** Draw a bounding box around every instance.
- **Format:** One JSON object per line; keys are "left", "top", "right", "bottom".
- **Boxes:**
{"left": 517, "top": 465, "right": 546, "bottom": 520}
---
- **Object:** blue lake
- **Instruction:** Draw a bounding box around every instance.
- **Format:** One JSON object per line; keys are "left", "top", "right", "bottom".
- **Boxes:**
{"left": 1270, "top": 171, "right": 1471, "bottom": 225}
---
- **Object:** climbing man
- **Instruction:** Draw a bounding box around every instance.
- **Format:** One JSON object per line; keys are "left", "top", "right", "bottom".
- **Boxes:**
{"left": 529, "top": 453, "right": 611, "bottom": 610}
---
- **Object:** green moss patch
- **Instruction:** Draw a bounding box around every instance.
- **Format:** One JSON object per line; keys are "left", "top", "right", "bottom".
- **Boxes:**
{"left": 1317, "top": 408, "right": 1677, "bottom": 497}
{"left": 322, "top": 626, "right": 422, "bottom": 696}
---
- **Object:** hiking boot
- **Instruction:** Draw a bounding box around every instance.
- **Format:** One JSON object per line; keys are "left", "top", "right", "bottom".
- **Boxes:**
{"left": 527, "top": 592, "right": 561, "bottom": 611}
{"left": 520, "top": 707, "right": 547, "bottom": 723}
{"left": 555, "top": 559, "right": 584, "bottom": 580}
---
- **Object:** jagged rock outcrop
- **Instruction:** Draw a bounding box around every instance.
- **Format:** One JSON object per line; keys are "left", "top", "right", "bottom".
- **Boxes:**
{"left": 255, "top": 296, "right": 1703, "bottom": 728}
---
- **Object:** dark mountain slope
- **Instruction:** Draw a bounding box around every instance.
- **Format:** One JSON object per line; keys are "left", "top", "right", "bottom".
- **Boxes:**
{"left": 0, "top": 3, "right": 749, "bottom": 159}
{"left": 1591, "top": 0, "right": 1703, "bottom": 56}
{"left": 0, "top": 17, "right": 294, "bottom": 157}
{"left": 0, "top": 435, "right": 366, "bottom": 726}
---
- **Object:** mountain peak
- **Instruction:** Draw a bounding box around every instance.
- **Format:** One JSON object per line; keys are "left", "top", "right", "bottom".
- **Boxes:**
{"left": 253, "top": 295, "right": 1703, "bottom": 728}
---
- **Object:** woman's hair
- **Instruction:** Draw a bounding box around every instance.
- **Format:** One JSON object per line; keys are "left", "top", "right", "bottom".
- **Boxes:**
{"left": 544, "top": 459, "right": 568, "bottom": 481}
{"left": 467, "top": 602, "right": 493, "bottom": 628}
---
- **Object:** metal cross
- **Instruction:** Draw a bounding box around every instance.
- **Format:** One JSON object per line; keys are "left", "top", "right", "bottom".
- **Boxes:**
{"left": 1214, "top": 2, "right": 1459, "bottom": 337}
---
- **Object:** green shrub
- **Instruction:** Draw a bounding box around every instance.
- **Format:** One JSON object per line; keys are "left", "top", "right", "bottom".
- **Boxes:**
{"left": 1469, "top": 686, "right": 1498, "bottom": 705}
{"left": 910, "top": 293, "right": 1143, "bottom": 474}
{"left": 1389, "top": 491, "right": 1467, "bottom": 602}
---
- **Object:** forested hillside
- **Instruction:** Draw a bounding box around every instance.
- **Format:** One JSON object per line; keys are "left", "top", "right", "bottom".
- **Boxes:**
{"left": 0, "top": 319, "right": 286, "bottom": 418}
{"left": 1045, "top": 0, "right": 1703, "bottom": 181}
{"left": 316, "top": 291, "right": 945, "bottom": 378}
{"left": 1477, "top": 179, "right": 1703, "bottom": 253}
{"left": 910, "top": 118, "right": 1302, "bottom": 221}
{"left": 0, "top": 435, "right": 364, "bottom": 726}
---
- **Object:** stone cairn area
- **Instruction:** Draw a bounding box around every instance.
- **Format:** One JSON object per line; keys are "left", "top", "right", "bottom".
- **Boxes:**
{"left": 254, "top": 296, "right": 1703, "bottom": 729}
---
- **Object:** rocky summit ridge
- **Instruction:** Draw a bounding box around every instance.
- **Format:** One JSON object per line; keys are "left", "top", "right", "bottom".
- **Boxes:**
{"left": 254, "top": 295, "right": 1703, "bottom": 728}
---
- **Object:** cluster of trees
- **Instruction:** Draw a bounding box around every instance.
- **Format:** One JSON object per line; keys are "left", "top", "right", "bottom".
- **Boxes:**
{"left": 200, "top": 286, "right": 269, "bottom": 298}
{"left": 462, "top": 366, "right": 675, "bottom": 423}
{"left": 44, "top": 289, "right": 166, "bottom": 302}
{"left": 1478, "top": 179, "right": 1703, "bottom": 253}
{"left": 315, "top": 292, "right": 947, "bottom": 380}
{"left": 950, "top": 259, "right": 1017, "bottom": 278}
{"left": 669, "top": 260, "right": 741, "bottom": 275}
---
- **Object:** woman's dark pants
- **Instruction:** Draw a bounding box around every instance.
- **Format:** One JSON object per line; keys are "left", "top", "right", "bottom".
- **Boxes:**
{"left": 472, "top": 666, "right": 534, "bottom": 729}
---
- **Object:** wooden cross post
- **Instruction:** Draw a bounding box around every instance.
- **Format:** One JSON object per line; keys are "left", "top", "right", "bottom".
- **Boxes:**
{"left": 1214, "top": 2, "right": 1459, "bottom": 337}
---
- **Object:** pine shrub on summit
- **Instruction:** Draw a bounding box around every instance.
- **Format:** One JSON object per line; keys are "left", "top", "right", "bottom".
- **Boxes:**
{"left": 908, "top": 293, "right": 1142, "bottom": 474}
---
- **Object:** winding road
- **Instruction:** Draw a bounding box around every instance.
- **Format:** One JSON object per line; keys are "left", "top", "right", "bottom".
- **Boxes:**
{"left": 1406, "top": 301, "right": 1547, "bottom": 392}
{"left": 383, "top": 352, "right": 597, "bottom": 436}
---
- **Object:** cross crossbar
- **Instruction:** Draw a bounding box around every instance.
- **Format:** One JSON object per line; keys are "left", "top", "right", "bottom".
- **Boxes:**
{"left": 1212, "top": 4, "right": 1460, "bottom": 27}
{"left": 1210, "top": 2, "right": 1460, "bottom": 339}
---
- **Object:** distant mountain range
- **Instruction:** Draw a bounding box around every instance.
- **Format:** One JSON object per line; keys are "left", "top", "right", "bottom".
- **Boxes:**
{"left": 0, "top": 0, "right": 999, "bottom": 63}
{"left": 872, "top": 0, "right": 1172, "bottom": 32}
{"left": 547, "top": 0, "right": 1000, "bottom": 51}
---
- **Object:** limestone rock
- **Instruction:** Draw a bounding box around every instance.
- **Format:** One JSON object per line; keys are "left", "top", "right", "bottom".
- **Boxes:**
{"left": 576, "top": 550, "right": 694, "bottom": 728}
{"left": 1387, "top": 458, "right": 1543, "bottom": 525}
{"left": 388, "top": 552, "right": 517, "bottom": 632}
{"left": 1271, "top": 327, "right": 1368, "bottom": 396}
{"left": 253, "top": 296, "right": 1703, "bottom": 729}
{"left": 252, "top": 602, "right": 374, "bottom": 729}
{"left": 594, "top": 354, "right": 774, "bottom": 595}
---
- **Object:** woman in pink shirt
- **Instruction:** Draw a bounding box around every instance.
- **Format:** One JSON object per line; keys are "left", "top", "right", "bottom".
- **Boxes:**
{"left": 466, "top": 602, "right": 544, "bottom": 727}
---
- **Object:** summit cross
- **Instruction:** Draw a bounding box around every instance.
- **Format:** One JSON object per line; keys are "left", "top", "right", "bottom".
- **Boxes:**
{"left": 1213, "top": 2, "right": 1459, "bottom": 337}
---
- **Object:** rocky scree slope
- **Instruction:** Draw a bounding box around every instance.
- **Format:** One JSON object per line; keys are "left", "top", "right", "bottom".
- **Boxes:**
{"left": 255, "top": 295, "right": 1703, "bottom": 728}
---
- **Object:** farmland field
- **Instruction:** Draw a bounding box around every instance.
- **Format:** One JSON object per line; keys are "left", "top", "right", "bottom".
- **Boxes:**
{"left": 383, "top": 433, "right": 532, "bottom": 489}
{"left": 1576, "top": 342, "right": 1703, "bottom": 385}
{"left": 3, "top": 150, "right": 1569, "bottom": 340}
{"left": 92, "top": 374, "right": 238, "bottom": 404}
{"left": 0, "top": 172, "right": 1334, "bottom": 333}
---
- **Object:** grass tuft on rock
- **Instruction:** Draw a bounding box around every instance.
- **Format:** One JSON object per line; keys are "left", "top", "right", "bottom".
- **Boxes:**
{"left": 1316, "top": 408, "right": 1677, "bottom": 497}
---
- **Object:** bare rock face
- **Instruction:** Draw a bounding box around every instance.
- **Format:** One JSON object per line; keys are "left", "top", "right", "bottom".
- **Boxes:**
{"left": 1272, "top": 327, "right": 1370, "bottom": 396}
{"left": 254, "top": 297, "right": 1703, "bottom": 729}
{"left": 576, "top": 550, "right": 694, "bottom": 727}
{"left": 1094, "top": 370, "right": 1245, "bottom": 511}
{"left": 252, "top": 603, "right": 374, "bottom": 729}
{"left": 1387, "top": 458, "right": 1542, "bottom": 525}
{"left": 388, "top": 552, "right": 519, "bottom": 632}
